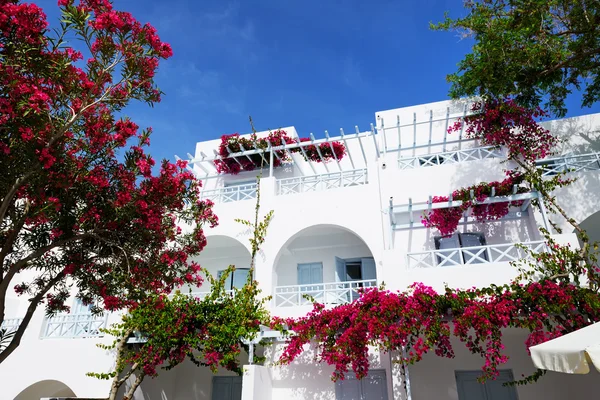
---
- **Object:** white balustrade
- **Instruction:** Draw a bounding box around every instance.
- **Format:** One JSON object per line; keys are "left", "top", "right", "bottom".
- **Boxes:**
{"left": 1, "top": 318, "right": 22, "bottom": 333}
{"left": 398, "top": 146, "right": 503, "bottom": 169}
{"left": 277, "top": 168, "right": 368, "bottom": 195}
{"left": 537, "top": 152, "right": 600, "bottom": 177}
{"left": 41, "top": 313, "right": 108, "bottom": 339}
{"left": 274, "top": 279, "right": 377, "bottom": 307}
{"left": 406, "top": 241, "right": 548, "bottom": 269}
{"left": 201, "top": 183, "right": 258, "bottom": 204}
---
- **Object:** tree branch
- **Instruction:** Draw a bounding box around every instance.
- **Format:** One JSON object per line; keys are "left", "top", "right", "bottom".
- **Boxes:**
{"left": 0, "top": 272, "right": 64, "bottom": 363}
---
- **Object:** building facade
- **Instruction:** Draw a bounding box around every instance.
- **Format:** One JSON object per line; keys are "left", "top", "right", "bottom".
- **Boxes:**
{"left": 2, "top": 99, "right": 600, "bottom": 400}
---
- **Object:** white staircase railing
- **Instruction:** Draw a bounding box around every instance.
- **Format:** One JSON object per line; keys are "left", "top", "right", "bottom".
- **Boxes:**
{"left": 398, "top": 146, "right": 502, "bottom": 169}
{"left": 277, "top": 169, "right": 368, "bottom": 195}
{"left": 41, "top": 313, "right": 108, "bottom": 339}
{"left": 274, "top": 279, "right": 377, "bottom": 307}
{"left": 537, "top": 152, "right": 600, "bottom": 177}
{"left": 406, "top": 241, "right": 547, "bottom": 269}
{"left": 201, "top": 183, "right": 258, "bottom": 204}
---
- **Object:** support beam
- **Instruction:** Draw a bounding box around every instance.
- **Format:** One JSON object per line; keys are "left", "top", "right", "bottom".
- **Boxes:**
{"left": 340, "top": 128, "right": 356, "bottom": 169}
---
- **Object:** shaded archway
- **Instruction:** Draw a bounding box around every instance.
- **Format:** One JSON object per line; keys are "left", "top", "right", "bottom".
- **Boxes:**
{"left": 14, "top": 380, "right": 76, "bottom": 400}
{"left": 194, "top": 235, "right": 252, "bottom": 293}
{"left": 272, "top": 224, "right": 377, "bottom": 307}
{"left": 579, "top": 210, "right": 600, "bottom": 246}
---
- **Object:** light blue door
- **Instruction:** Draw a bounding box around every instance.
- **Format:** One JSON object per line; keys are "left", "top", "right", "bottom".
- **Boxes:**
{"left": 336, "top": 369, "right": 388, "bottom": 400}
{"left": 212, "top": 376, "right": 243, "bottom": 400}
{"left": 456, "top": 370, "right": 518, "bottom": 400}
{"left": 360, "top": 258, "right": 377, "bottom": 281}
{"left": 298, "top": 262, "right": 323, "bottom": 303}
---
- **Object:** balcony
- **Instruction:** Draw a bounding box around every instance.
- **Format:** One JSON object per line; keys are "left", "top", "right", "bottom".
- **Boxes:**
{"left": 1, "top": 318, "right": 22, "bottom": 333}
{"left": 406, "top": 240, "right": 547, "bottom": 269}
{"left": 277, "top": 168, "right": 368, "bottom": 195}
{"left": 537, "top": 152, "right": 600, "bottom": 177}
{"left": 274, "top": 279, "right": 377, "bottom": 307}
{"left": 398, "top": 145, "right": 502, "bottom": 169}
{"left": 41, "top": 313, "right": 108, "bottom": 339}
{"left": 201, "top": 182, "right": 258, "bottom": 204}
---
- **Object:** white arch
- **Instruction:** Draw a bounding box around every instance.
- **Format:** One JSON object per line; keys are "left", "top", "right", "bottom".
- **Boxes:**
{"left": 14, "top": 379, "right": 76, "bottom": 400}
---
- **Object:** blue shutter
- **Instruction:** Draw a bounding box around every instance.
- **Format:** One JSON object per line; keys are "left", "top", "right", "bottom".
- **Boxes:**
{"left": 212, "top": 376, "right": 243, "bottom": 400}
{"left": 486, "top": 370, "right": 518, "bottom": 400}
{"left": 361, "top": 370, "right": 388, "bottom": 400}
{"left": 231, "top": 376, "right": 243, "bottom": 400}
{"left": 335, "top": 257, "right": 346, "bottom": 282}
{"left": 460, "top": 233, "right": 489, "bottom": 264}
{"left": 232, "top": 268, "right": 250, "bottom": 289}
{"left": 217, "top": 270, "right": 233, "bottom": 291}
{"left": 456, "top": 371, "right": 488, "bottom": 400}
{"left": 212, "top": 377, "right": 232, "bottom": 400}
{"left": 297, "top": 264, "right": 312, "bottom": 285}
{"left": 360, "top": 258, "right": 377, "bottom": 281}
{"left": 335, "top": 374, "right": 361, "bottom": 400}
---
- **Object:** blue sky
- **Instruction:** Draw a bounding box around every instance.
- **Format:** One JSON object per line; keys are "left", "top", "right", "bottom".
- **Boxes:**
{"left": 40, "top": 0, "right": 600, "bottom": 164}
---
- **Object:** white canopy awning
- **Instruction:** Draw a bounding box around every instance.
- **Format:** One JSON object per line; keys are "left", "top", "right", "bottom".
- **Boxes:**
{"left": 530, "top": 322, "right": 600, "bottom": 374}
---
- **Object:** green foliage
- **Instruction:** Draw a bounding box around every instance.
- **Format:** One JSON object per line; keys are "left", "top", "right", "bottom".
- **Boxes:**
{"left": 433, "top": 0, "right": 600, "bottom": 116}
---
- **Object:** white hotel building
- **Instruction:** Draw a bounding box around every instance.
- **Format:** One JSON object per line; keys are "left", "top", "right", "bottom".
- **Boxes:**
{"left": 2, "top": 99, "right": 600, "bottom": 400}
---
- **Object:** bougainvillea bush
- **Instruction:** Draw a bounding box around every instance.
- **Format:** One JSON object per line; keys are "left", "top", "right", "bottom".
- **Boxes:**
{"left": 275, "top": 279, "right": 600, "bottom": 383}
{"left": 422, "top": 173, "right": 527, "bottom": 236}
{"left": 90, "top": 273, "right": 270, "bottom": 400}
{"left": 214, "top": 130, "right": 346, "bottom": 174}
{"left": 0, "top": 0, "right": 217, "bottom": 362}
{"left": 449, "top": 99, "right": 557, "bottom": 163}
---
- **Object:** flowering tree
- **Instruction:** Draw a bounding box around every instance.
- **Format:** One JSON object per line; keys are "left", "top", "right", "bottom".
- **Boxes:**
{"left": 91, "top": 179, "right": 273, "bottom": 400}
{"left": 215, "top": 130, "right": 347, "bottom": 174}
{"left": 276, "top": 100, "right": 600, "bottom": 386}
{"left": 0, "top": 0, "right": 218, "bottom": 363}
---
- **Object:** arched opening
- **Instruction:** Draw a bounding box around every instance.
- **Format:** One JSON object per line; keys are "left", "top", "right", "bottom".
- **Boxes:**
{"left": 14, "top": 380, "right": 76, "bottom": 400}
{"left": 272, "top": 225, "right": 377, "bottom": 307}
{"left": 580, "top": 210, "right": 600, "bottom": 246}
{"left": 192, "top": 235, "right": 252, "bottom": 295}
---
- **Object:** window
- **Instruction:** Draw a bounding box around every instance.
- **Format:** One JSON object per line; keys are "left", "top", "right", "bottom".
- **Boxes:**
{"left": 434, "top": 233, "right": 488, "bottom": 266}
{"left": 335, "top": 257, "right": 377, "bottom": 302}
{"left": 335, "top": 369, "right": 388, "bottom": 400}
{"left": 212, "top": 376, "right": 242, "bottom": 400}
{"left": 456, "top": 370, "right": 518, "bottom": 400}
{"left": 217, "top": 268, "right": 251, "bottom": 291}
{"left": 72, "top": 298, "right": 93, "bottom": 314}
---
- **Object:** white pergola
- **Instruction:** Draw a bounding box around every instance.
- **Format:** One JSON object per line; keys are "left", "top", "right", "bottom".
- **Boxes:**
{"left": 181, "top": 126, "right": 379, "bottom": 180}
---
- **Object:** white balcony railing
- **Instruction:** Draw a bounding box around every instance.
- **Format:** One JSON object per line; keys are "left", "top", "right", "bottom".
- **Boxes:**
{"left": 1, "top": 318, "right": 22, "bottom": 333}
{"left": 537, "top": 152, "right": 600, "bottom": 177}
{"left": 274, "top": 279, "right": 377, "bottom": 307}
{"left": 41, "top": 313, "right": 108, "bottom": 339}
{"left": 277, "top": 168, "right": 368, "bottom": 195}
{"left": 406, "top": 241, "right": 548, "bottom": 269}
{"left": 201, "top": 183, "right": 258, "bottom": 204}
{"left": 398, "top": 146, "right": 502, "bottom": 169}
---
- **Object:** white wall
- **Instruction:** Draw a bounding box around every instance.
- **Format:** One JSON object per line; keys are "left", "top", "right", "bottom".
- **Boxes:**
{"left": 242, "top": 365, "right": 272, "bottom": 400}
{"left": 4, "top": 100, "right": 600, "bottom": 400}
